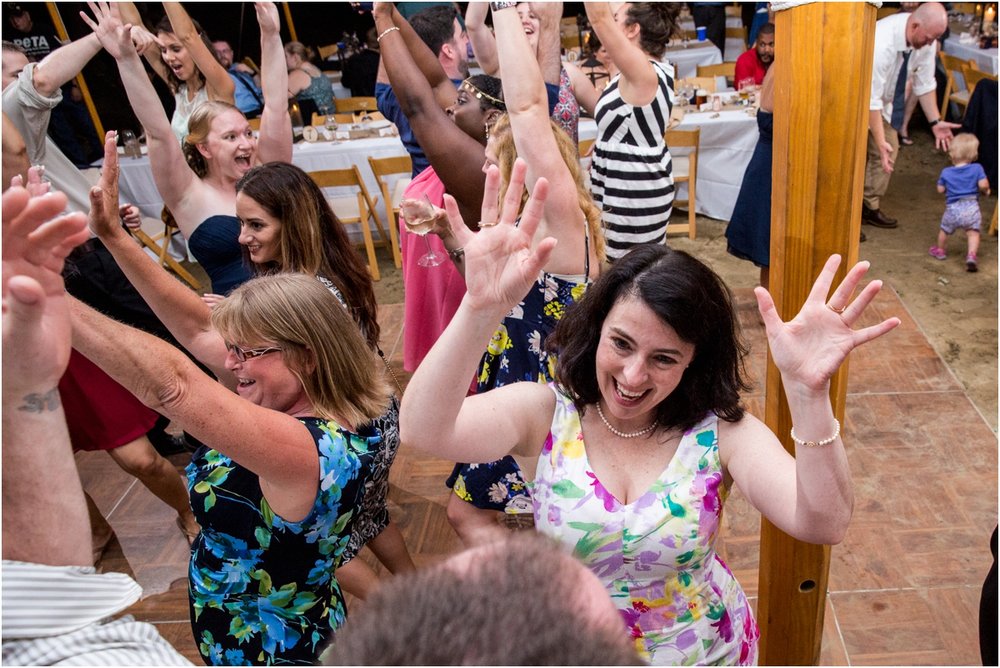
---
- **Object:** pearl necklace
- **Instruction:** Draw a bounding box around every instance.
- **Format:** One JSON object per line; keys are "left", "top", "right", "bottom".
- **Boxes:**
{"left": 595, "top": 402, "right": 657, "bottom": 439}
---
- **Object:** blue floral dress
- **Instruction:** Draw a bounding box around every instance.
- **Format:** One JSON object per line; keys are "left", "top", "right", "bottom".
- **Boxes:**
{"left": 446, "top": 260, "right": 589, "bottom": 514}
{"left": 186, "top": 418, "right": 377, "bottom": 665}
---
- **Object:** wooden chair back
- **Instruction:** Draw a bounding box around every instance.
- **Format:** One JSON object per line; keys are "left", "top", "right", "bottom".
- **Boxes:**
{"left": 307, "top": 166, "right": 386, "bottom": 281}
{"left": 247, "top": 117, "right": 261, "bottom": 131}
{"left": 664, "top": 128, "right": 700, "bottom": 240}
{"left": 940, "top": 52, "right": 977, "bottom": 120}
{"left": 697, "top": 61, "right": 736, "bottom": 88}
{"left": 318, "top": 43, "right": 339, "bottom": 61}
{"left": 367, "top": 154, "right": 413, "bottom": 270}
{"left": 725, "top": 25, "right": 747, "bottom": 53}
{"left": 963, "top": 64, "right": 995, "bottom": 99}
{"left": 334, "top": 96, "right": 379, "bottom": 113}
{"left": 310, "top": 112, "right": 354, "bottom": 127}
{"left": 128, "top": 206, "right": 201, "bottom": 290}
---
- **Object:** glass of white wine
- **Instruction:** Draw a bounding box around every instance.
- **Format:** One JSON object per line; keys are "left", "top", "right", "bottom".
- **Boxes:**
{"left": 400, "top": 194, "right": 445, "bottom": 267}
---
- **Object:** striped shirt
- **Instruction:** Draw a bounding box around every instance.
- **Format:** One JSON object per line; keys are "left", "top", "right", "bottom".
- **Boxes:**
{"left": 2, "top": 560, "right": 191, "bottom": 666}
{"left": 590, "top": 60, "right": 675, "bottom": 260}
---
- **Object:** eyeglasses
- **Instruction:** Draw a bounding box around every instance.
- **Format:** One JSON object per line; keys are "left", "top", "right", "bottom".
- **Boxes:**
{"left": 225, "top": 343, "right": 282, "bottom": 362}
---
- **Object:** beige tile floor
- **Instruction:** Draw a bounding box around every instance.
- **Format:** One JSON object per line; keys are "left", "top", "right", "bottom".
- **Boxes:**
{"left": 78, "top": 287, "right": 998, "bottom": 665}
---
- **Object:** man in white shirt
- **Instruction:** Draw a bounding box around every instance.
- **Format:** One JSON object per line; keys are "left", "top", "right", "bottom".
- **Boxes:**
{"left": 862, "top": 2, "right": 960, "bottom": 229}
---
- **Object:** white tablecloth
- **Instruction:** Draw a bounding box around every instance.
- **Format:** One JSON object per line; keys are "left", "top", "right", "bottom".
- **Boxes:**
{"left": 943, "top": 35, "right": 999, "bottom": 75}
{"left": 115, "top": 135, "right": 408, "bottom": 238}
{"left": 662, "top": 42, "right": 723, "bottom": 79}
{"left": 323, "top": 71, "right": 352, "bottom": 99}
{"left": 578, "top": 107, "right": 758, "bottom": 223}
{"left": 677, "top": 17, "right": 746, "bottom": 61}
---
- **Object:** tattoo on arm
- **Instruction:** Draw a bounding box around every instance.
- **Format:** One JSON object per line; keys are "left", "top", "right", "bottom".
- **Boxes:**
{"left": 18, "top": 388, "right": 61, "bottom": 413}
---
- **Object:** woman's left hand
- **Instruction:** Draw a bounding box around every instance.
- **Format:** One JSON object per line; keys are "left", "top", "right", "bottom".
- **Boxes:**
{"left": 254, "top": 2, "right": 280, "bottom": 36}
{"left": 754, "top": 255, "right": 900, "bottom": 394}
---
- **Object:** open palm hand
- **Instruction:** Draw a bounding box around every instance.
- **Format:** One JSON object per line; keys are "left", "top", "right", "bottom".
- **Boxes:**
{"left": 442, "top": 160, "right": 556, "bottom": 312}
{"left": 755, "top": 255, "right": 900, "bottom": 394}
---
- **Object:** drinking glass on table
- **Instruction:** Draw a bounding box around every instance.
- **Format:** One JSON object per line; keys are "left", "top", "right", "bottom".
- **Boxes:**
{"left": 399, "top": 194, "right": 445, "bottom": 267}
{"left": 738, "top": 77, "right": 755, "bottom": 102}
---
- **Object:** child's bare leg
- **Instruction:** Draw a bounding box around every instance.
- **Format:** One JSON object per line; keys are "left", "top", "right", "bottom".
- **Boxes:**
{"left": 967, "top": 230, "right": 980, "bottom": 256}
{"left": 937, "top": 229, "right": 949, "bottom": 251}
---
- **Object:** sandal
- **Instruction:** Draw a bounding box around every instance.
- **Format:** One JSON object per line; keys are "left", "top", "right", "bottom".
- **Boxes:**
{"left": 176, "top": 517, "right": 200, "bottom": 546}
{"left": 899, "top": 134, "right": 914, "bottom": 146}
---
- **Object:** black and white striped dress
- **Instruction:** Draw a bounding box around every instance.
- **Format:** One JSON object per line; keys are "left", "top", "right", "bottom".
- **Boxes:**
{"left": 590, "top": 61, "right": 675, "bottom": 260}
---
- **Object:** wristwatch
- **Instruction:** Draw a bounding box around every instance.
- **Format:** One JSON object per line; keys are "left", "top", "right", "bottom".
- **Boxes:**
{"left": 928, "top": 118, "right": 940, "bottom": 126}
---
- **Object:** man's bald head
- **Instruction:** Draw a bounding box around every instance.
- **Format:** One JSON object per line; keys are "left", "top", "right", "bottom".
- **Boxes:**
{"left": 907, "top": 2, "right": 948, "bottom": 49}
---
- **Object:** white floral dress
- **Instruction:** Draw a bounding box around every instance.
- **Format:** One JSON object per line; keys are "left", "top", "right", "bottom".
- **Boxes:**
{"left": 532, "top": 385, "right": 760, "bottom": 665}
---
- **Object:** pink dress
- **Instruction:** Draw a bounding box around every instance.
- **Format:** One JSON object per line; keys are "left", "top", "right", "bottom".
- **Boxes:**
{"left": 399, "top": 166, "right": 467, "bottom": 372}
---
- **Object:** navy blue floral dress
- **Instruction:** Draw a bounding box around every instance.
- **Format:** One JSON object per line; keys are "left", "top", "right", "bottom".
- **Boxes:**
{"left": 446, "top": 267, "right": 589, "bottom": 515}
{"left": 186, "top": 418, "right": 377, "bottom": 665}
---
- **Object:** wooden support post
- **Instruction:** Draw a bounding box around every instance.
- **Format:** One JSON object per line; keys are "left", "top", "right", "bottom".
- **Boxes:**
{"left": 282, "top": 2, "right": 298, "bottom": 43}
{"left": 44, "top": 2, "right": 105, "bottom": 140}
{"left": 757, "top": 3, "right": 876, "bottom": 664}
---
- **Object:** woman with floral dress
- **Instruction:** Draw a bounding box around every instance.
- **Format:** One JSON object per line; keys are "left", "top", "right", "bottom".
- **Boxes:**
{"left": 72, "top": 138, "right": 393, "bottom": 664}
{"left": 429, "top": 4, "right": 603, "bottom": 545}
{"left": 401, "top": 163, "right": 901, "bottom": 663}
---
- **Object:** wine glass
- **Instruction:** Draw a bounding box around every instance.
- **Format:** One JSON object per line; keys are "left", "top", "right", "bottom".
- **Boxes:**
{"left": 401, "top": 194, "right": 445, "bottom": 267}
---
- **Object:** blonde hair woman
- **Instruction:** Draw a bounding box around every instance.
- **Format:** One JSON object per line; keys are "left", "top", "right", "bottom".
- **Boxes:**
{"left": 83, "top": 1, "right": 291, "bottom": 297}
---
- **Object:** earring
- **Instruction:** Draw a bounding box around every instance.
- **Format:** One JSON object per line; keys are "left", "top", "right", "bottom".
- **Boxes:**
{"left": 484, "top": 122, "right": 491, "bottom": 141}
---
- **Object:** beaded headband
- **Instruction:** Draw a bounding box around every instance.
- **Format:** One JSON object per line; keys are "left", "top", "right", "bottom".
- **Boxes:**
{"left": 460, "top": 78, "right": 506, "bottom": 110}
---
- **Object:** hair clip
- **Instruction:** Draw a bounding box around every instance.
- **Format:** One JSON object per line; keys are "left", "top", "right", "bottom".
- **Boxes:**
{"left": 460, "top": 78, "right": 505, "bottom": 110}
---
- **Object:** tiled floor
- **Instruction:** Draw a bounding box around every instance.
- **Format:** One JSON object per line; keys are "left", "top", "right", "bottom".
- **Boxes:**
{"left": 77, "top": 287, "right": 997, "bottom": 665}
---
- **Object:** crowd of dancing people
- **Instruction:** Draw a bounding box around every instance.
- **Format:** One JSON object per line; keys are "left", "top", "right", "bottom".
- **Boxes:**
{"left": 3, "top": 1, "right": 913, "bottom": 665}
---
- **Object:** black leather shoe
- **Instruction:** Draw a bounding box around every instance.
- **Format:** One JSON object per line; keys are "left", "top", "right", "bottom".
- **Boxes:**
{"left": 862, "top": 205, "right": 898, "bottom": 228}
{"left": 860, "top": 231, "right": 867, "bottom": 243}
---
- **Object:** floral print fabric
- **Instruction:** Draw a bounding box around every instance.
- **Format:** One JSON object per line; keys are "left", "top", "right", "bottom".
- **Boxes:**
{"left": 186, "top": 418, "right": 376, "bottom": 665}
{"left": 532, "top": 386, "right": 759, "bottom": 665}
{"left": 448, "top": 271, "right": 588, "bottom": 513}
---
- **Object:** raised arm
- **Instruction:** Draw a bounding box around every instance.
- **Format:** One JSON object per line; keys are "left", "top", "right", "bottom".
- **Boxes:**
{"left": 87, "top": 133, "right": 230, "bottom": 381}
{"left": 2, "top": 113, "right": 29, "bottom": 188}
{"left": 585, "top": 1, "right": 658, "bottom": 106}
{"left": 70, "top": 296, "right": 321, "bottom": 513}
{"left": 2, "top": 187, "right": 96, "bottom": 566}
{"left": 161, "top": 1, "right": 235, "bottom": 104}
{"left": 465, "top": 2, "right": 499, "bottom": 75}
{"left": 401, "top": 162, "right": 557, "bottom": 462}
{"left": 29, "top": 31, "right": 101, "bottom": 98}
{"left": 532, "top": 2, "right": 563, "bottom": 86}
{"left": 82, "top": 3, "right": 200, "bottom": 229}
{"left": 255, "top": 2, "right": 292, "bottom": 163}
{"left": 117, "top": 1, "right": 171, "bottom": 84}
{"left": 373, "top": 2, "right": 487, "bottom": 223}
{"left": 390, "top": 3, "right": 459, "bottom": 108}
{"left": 493, "top": 3, "right": 585, "bottom": 266}
{"left": 723, "top": 256, "right": 901, "bottom": 544}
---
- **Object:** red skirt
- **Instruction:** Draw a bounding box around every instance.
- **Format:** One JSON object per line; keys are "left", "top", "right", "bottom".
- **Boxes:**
{"left": 60, "top": 350, "right": 159, "bottom": 452}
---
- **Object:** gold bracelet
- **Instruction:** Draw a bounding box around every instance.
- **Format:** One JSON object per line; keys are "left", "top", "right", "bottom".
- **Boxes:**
{"left": 377, "top": 26, "right": 399, "bottom": 42}
{"left": 790, "top": 419, "right": 840, "bottom": 448}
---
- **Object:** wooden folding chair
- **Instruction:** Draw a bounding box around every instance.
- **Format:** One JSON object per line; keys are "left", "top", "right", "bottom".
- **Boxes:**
{"left": 317, "top": 43, "right": 339, "bottom": 61}
{"left": 962, "top": 64, "right": 996, "bottom": 100}
{"left": 247, "top": 117, "right": 261, "bottom": 131}
{"left": 129, "top": 206, "right": 202, "bottom": 290}
{"left": 726, "top": 25, "right": 747, "bottom": 53}
{"left": 334, "top": 96, "right": 379, "bottom": 113}
{"left": 940, "top": 52, "right": 976, "bottom": 121}
{"left": 664, "top": 128, "right": 700, "bottom": 240}
{"left": 697, "top": 62, "right": 736, "bottom": 88}
{"left": 367, "top": 155, "right": 413, "bottom": 269}
{"left": 676, "top": 76, "right": 717, "bottom": 93}
{"left": 307, "top": 166, "right": 385, "bottom": 281}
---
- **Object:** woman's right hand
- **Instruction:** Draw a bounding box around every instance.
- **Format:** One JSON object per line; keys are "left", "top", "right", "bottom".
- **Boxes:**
{"left": 200, "top": 293, "right": 226, "bottom": 310}
{"left": 442, "top": 158, "right": 556, "bottom": 312}
{"left": 81, "top": 1, "right": 135, "bottom": 61}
